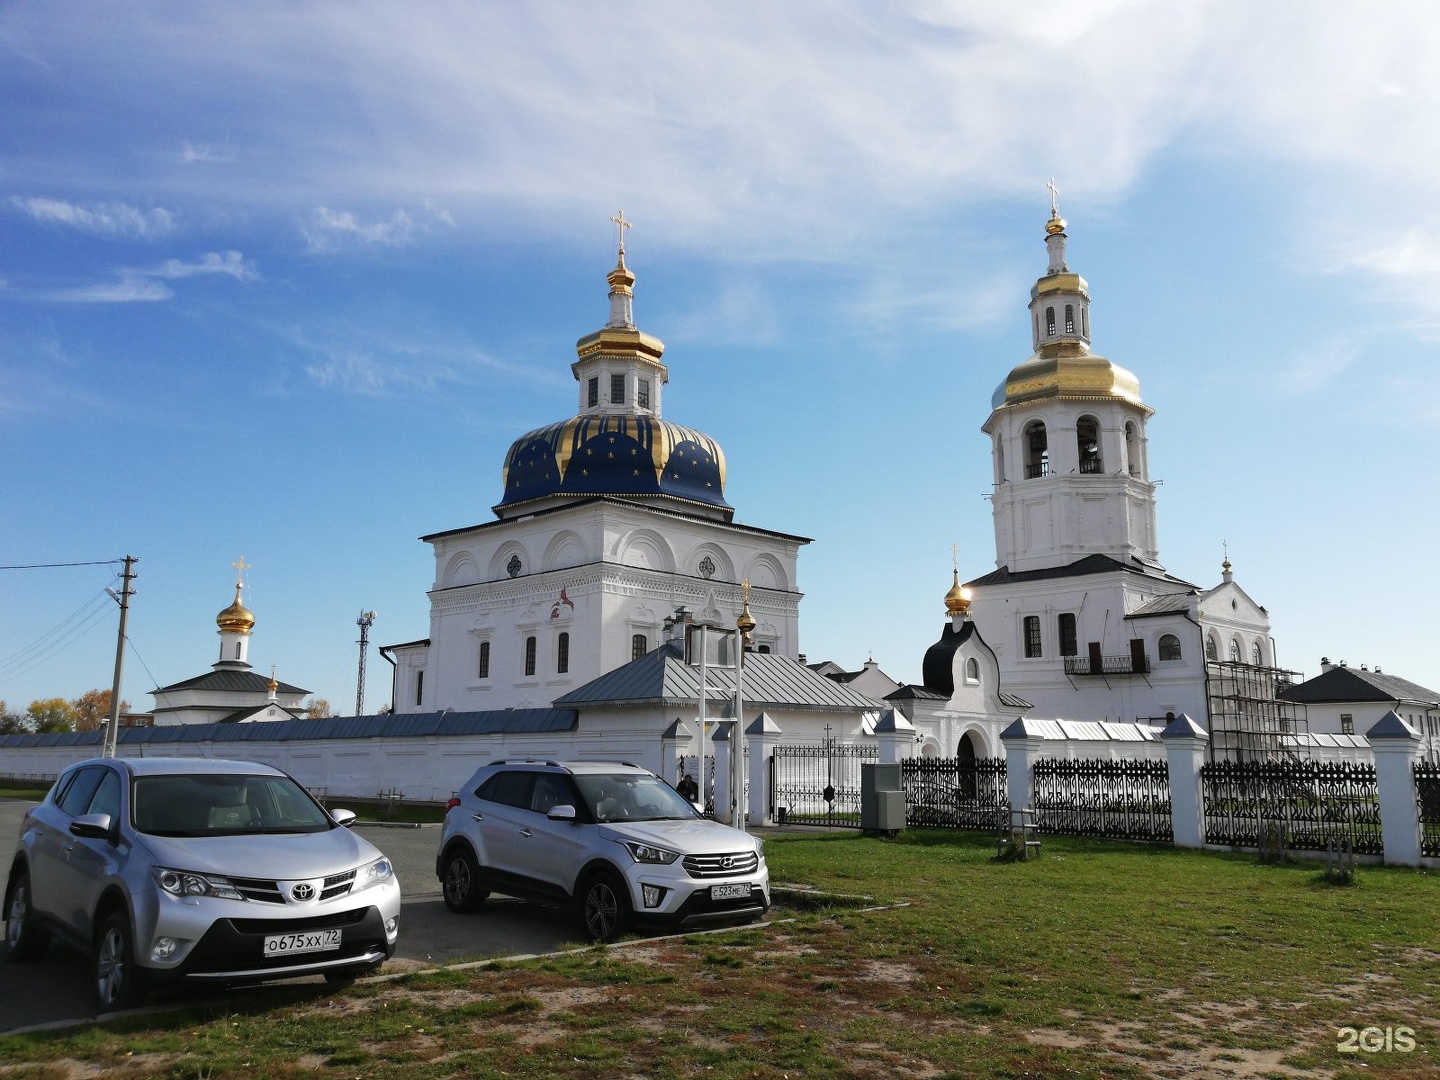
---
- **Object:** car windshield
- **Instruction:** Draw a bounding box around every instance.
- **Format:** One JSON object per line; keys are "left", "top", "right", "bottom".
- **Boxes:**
{"left": 133, "top": 774, "right": 334, "bottom": 836}
{"left": 573, "top": 773, "right": 700, "bottom": 823}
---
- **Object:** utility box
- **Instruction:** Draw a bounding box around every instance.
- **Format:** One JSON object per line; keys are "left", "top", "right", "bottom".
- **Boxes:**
{"left": 861, "top": 762, "right": 905, "bottom": 834}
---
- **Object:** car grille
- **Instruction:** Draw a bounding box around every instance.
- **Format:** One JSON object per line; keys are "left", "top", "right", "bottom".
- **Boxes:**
{"left": 231, "top": 877, "right": 285, "bottom": 904}
{"left": 683, "top": 851, "right": 759, "bottom": 878}
{"left": 229, "top": 908, "right": 371, "bottom": 935}
{"left": 320, "top": 869, "right": 356, "bottom": 901}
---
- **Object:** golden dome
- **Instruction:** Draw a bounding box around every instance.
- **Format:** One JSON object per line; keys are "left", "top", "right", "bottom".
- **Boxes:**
{"left": 944, "top": 569, "right": 972, "bottom": 616}
{"left": 737, "top": 583, "right": 757, "bottom": 640}
{"left": 216, "top": 583, "right": 255, "bottom": 635}
{"left": 992, "top": 348, "right": 1147, "bottom": 411}
{"left": 1045, "top": 214, "right": 1066, "bottom": 235}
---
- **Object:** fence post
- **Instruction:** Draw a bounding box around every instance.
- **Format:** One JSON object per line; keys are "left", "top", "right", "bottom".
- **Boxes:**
{"left": 746, "top": 712, "right": 781, "bottom": 827}
{"left": 875, "top": 709, "right": 916, "bottom": 764}
{"left": 661, "top": 717, "right": 692, "bottom": 784}
{"left": 999, "top": 717, "right": 1046, "bottom": 812}
{"left": 712, "top": 721, "right": 733, "bottom": 825}
{"left": 1367, "top": 711, "right": 1423, "bottom": 867}
{"left": 1161, "top": 713, "right": 1208, "bottom": 849}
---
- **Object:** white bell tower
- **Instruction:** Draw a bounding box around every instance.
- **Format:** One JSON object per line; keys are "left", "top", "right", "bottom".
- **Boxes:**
{"left": 982, "top": 189, "right": 1160, "bottom": 573}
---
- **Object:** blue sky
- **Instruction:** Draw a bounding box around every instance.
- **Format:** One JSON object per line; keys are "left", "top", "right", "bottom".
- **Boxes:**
{"left": 3, "top": 2, "right": 1439, "bottom": 717}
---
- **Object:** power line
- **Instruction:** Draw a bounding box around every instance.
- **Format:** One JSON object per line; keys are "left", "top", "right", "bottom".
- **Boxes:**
{"left": 0, "top": 589, "right": 115, "bottom": 680}
{"left": 0, "top": 560, "right": 124, "bottom": 570}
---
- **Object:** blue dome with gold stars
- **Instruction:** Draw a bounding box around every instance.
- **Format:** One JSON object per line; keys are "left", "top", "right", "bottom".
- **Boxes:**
{"left": 498, "top": 413, "right": 730, "bottom": 514}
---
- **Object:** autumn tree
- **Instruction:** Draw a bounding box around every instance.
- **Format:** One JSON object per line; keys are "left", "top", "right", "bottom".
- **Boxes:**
{"left": 0, "top": 701, "right": 26, "bottom": 735}
{"left": 26, "top": 698, "right": 77, "bottom": 734}
{"left": 305, "top": 698, "right": 333, "bottom": 719}
{"left": 72, "top": 688, "right": 129, "bottom": 732}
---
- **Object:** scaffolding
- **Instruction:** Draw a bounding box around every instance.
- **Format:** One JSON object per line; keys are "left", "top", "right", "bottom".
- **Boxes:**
{"left": 1205, "top": 660, "right": 1308, "bottom": 763}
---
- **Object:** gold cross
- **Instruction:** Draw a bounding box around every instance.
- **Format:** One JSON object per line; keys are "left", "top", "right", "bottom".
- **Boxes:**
{"left": 1047, "top": 177, "right": 1061, "bottom": 218}
{"left": 950, "top": 542, "right": 959, "bottom": 571}
{"left": 610, "top": 210, "right": 632, "bottom": 256}
{"left": 232, "top": 555, "right": 250, "bottom": 587}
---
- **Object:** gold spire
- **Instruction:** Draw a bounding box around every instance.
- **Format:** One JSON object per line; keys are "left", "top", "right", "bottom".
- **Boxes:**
{"left": 1045, "top": 177, "right": 1066, "bottom": 235}
{"left": 944, "top": 545, "right": 972, "bottom": 616}
{"left": 216, "top": 557, "right": 255, "bottom": 635}
{"left": 736, "top": 580, "right": 756, "bottom": 643}
{"left": 267, "top": 666, "right": 278, "bottom": 693}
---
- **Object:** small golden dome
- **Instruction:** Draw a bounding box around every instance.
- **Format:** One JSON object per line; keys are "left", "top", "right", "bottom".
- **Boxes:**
{"left": 736, "top": 583, "right": 757, "bottom": 639}
{"left": 1045, "top": 214, "right": 1066, "bottom": 235}
{"left": 944, "top": 569, "right": 972, "bottom": 616}
{"left": 216, "top": 583, "right": 255, "bottom": 635}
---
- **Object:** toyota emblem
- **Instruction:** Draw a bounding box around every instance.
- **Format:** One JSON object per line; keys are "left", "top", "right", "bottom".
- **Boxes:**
{"left": 291, "top": 883, "right": 316, "bottom": 901}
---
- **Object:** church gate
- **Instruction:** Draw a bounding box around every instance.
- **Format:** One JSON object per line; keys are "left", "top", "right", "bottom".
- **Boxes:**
{"left": 901, "top": 757, "right": 1008, "bottom": 830}
{"left": 771, "top": 742, "right": 877, "bottom": 827}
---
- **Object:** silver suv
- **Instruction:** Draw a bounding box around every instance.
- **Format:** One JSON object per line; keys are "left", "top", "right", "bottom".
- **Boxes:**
{"left": 5, "top": 757, "right": 401, "bottom": 1011}
{"left": 437, "top": 760, "right": 768, "bottom": 941}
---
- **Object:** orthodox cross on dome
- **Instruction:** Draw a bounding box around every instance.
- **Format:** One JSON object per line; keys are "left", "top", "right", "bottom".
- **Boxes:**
{"left": 950, "top": 542, "right": 959, "bottom": 571}
{"left": 1047, "top": 177, "right": 1061, "bottom": 219}
{"left": 610, "top": 210, "right": 632, "bottom": 258}
{"left": 231, "top": 554, "right": 250, "bottom": 589}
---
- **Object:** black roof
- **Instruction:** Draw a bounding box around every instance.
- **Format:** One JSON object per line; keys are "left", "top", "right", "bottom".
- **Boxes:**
{"left": 967, "top": 553, "right": 1195, "bottom": 590}
{"left": 1278, "top": 665, "right": 1440, "bottom": 707}
{"left": 153, "top": 667, "right": 309, "bottom": 696}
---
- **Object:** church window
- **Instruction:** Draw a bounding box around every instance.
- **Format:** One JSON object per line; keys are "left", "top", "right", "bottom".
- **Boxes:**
{"left": 698, "top": 555, "right": 716, "bottom": 579}
{"left": 524, "top": 636, "right": 537, "bottom": 677}
{"left": 1064, "top": 304, "right": 1074, "bottom": 333}
{"left": 1341, "top": 713, "right": 1354, "bottom": 735}
{"left": 415, "top": 670, "right": 424, "bottom": 707}
{"left": 1252, "top": 641, "right": 1263, "bottom": 666}
{"left": 1229, "top": 638, "right": 1242, "bottom": 663}
{"left": 1024, "top": 420, "right": 1048, "bottom": 478}
{"left": 1125, "top": 422, "right": 1139, "bottom": 476}
{"left": 1045, "top": 307, "right": 1056, "bottom": 336}
{"left": 1023, "top": 615, "right": 1042, "bottom": 658}
{"left": 1058, "top": 613, "right": 1077, "bottom": 656}
{"left": 507, "top": 554, "right": 522, "bottom": 578}
{"left": 610, "top": 373, "right": 625, "bottom": 404}
{"left": 557, "top": 632, "right": 570, "bottom": 674}
{"left": 477, "top": 641, "right": 490, "bottom": 680}
{"left": 638, "top": 379, "right": 650, "bottom": 409}
{"left": 757, "top": 644, "right": 771, "bottom": 654}
{"left": 1159, "top": 634, "right": 1182, "bottom": 661}
{"left": 234, "top": 643, "right": 242, "bottom": 660}
{"left": 965, "top": 657, "right": 980, "bottom": 685}
{"left": 1077, "top": 415, "right": 1102, "bottom": 473}
{"left": 588, "top": 377, "right": 599, "bottom": 408}
{"left": 1205, "top": 634, "right": 1218, "bottom": 661}
{"left": 632, "top": 633, "right": 647, "bottom": 660}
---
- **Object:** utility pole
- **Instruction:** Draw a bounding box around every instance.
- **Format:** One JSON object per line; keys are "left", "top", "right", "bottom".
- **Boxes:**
{"left": 103, "top": 556, "right": 138, "bottom": 759}
{"left": 355, "top": 610, "right": 377, "bottom": 716}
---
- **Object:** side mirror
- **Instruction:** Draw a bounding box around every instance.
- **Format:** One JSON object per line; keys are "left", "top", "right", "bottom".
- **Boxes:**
{"left": 70, "top": 813, "right": 115, "bottom": 841}
{"left": 546, "top": 804, "right": 577, "bottom": 822}
{"left": 330, "top": 809, "right": 358, "bottom": 827}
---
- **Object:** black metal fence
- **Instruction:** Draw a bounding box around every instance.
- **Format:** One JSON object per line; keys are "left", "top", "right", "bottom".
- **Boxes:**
{"left": 1031, "top": 758, "right": 1173, "bottom": 841}
{"left": 1200, "top": 759, "right": 1382, "bottom": 855}
{"left": 900, "top": 757, "right": 1008, "bottom": 830}
{"left": 771, "top": 742, "right": 877, "bottom": 827}
{"left": 1416, "top": 760, "right": 1440, "bottom": 858}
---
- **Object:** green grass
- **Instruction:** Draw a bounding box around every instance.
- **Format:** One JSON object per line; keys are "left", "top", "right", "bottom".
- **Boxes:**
{"left": 0, "top": 829, "right": 1435, "bottom": 1078}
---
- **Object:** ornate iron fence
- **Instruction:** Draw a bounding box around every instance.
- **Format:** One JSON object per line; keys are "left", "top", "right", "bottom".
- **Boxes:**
{"left": 771, "top": 742, "right": 877, "bottom": 827}
{"left": 1200, "top": 759, "right": 1382, "bottom": 855}
{"left": 1032, "top": 758, "right": 1173, "bottom": 841}
{"left": 1416, "top": 759, "right": 1440, "bottom": 858}
{"left": 900, "top": 757, "right": 1008, "bottom": 830}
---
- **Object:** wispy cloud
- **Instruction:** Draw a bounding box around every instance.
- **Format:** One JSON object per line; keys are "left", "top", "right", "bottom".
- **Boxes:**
{"left": 179, "top": 139, "right": 235, "bottom": 164}
{"left": 42, "top": 251, "right": 259, "bottom": 303}
{"left": 9, "top": 196, "right": 174, "bottom": 238}
{"left": 300, "top": 202, "right": 454, "bottom": 254}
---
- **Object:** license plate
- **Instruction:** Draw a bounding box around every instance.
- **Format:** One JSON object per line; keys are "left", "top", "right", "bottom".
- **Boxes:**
{"left": 710, "top": 882, "right": 751, "bottom": 901}
{"left": 263, "top": 929, "right": 342, "bottom": 957}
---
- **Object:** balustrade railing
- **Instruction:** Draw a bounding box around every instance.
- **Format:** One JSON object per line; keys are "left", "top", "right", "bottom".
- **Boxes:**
{"left": 1032, "top": 758, "right": 1172, "bottom": 841}
{"left": 1201, "top": 759, "right": 1382, "bottom": 855}
{"left": 900, "top": 758, "right": 1007, "bottom": 830}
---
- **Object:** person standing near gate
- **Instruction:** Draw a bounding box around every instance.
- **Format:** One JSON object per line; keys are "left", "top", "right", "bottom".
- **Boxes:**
{"left": 677, "top": 772, "right": 699, "bottom": 806}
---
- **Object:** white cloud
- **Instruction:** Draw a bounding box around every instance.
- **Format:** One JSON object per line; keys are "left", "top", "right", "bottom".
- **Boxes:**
{"left": 41, "top": 252, "right": 258, "bottom": 303}
{"left": 179, "top": 139, "right": 235, "bottom": 164}
{"left": 156, "top": 250, "right": 258, "bottom": 281}
{"left": 9, "top": 196, "right": 174, "bottom": 238}
{"left": 300, "top": 203, "right": 453, "bottom": 254}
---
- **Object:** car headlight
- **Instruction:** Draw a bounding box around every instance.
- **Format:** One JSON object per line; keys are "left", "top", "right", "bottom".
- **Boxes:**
{"left": 358, "top": 855, "right": 394, "bottom": 889}
{"left": 154, "top": 867, "right": 244, "bottom": 901}
{"left": 621, "top": 840, "right": 680, "bottom": 865}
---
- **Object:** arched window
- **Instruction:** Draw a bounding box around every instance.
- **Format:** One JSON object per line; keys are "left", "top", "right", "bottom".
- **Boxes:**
{"left": 965, "top": 657, "right": 980, "bottom": 684}
{"left": 524, "top": 636, "right": 537, "bottom": 677}
{"left": 415, "top": 670, "right": 424, "bottom": 707}
{"left": 1229, "top": 638, "right": 1242, "bottom": 663}
{"left": 1045, "top": 306, "right": 1056, "bottom": 336}
{"left": 1205, "top": 635, "right": 1218, "bottom": 661}
{"left": 1057, "top": 612, "right": 1077, "bottom": 656}
{"left": 995, "top": 435, "right": 1006, "bottom": 484}
{"left": 1024, "top": 420, "right": 1049, "bottom": 478}
{"left": 1064, "top": 304, "right": 1074, "bottom": 333}
{"left": 557, "top": 632, "right": 570, "bottom": 674}
{"left": 1158, "top": 634, "right": 1182, "bottom": 661}
{"left": 1252, "top": 641, "right": 1262, "bottom": 666}
{"left": 1023, "top": 615, "right": 1042, "bottom": 658}
{"left": 1077, "top": 416, "right": 1102, "bottom": 474}
{"left": 632, "top": 634, "right": 648, "bottom": 660}
{"left": 477, "top": 641, "right": 490, "bottom": 680}
{"left": 1125, "top": 421, "right": 1139, "bottom": 476}
{"left": 234, "top": 643, "right": 242, "bottom": 660}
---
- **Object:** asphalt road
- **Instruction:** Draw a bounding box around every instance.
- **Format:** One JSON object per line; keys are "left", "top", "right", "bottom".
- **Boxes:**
{"left": 0, "top": 797, "right": 581, "bottom": 1033}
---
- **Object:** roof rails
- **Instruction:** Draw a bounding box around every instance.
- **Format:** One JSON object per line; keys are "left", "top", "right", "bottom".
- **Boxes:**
{"left": 490, "top": 758, "right": 563, "bottom": 768}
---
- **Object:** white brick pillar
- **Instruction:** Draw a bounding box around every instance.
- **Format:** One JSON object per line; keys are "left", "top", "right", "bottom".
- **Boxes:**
{"left": 999, "top": 717, "right": 1046, "bottom": 812}
{"left": 875, "top": 708, "right": 916, "bottom": 764}
{"left": 1367, "top": 711, "right": 1423, "bottom": 867}
{"left": 746, "top": 712, "right": 782, "bottom": 827}
{"left": 1161, "top": 713, "right": 1209, "bottom": 849}
{"left": 661, "top": 717, "right": 693, "bottom": 785}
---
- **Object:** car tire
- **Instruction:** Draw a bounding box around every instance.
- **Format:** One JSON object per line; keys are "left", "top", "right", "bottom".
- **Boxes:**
{"left": 5, "top": 869, "right": 50, "bottom": 962}
{"left": 441, "top": 846, "right": 488, "bottom": 914}
{"left": 94, "top": 911, "right": 146, "bottom": 1012}
{"left": 579, "top": 870, "right": 632, "bottom": 943}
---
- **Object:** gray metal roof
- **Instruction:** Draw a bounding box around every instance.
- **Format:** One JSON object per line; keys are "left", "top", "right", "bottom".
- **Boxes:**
{"left": 0, "top": 708, "right": 578, "bottom": 750}
{"left": 1126, "top": 592, "right": 1197, "bottom": 617}
{"left": 153, "top": 667, "right": 310, "bottom": 696}
{"left": 554, "top": 642, "right": 883, "bottom": 713}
